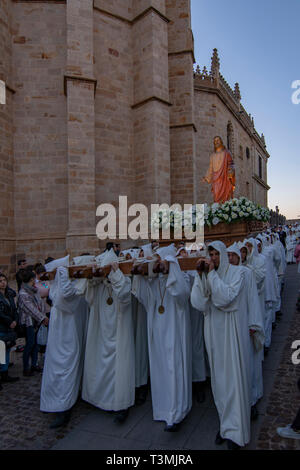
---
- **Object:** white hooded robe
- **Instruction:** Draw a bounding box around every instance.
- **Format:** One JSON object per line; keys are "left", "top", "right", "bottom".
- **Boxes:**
{"left": 80, "top": 252, "right": 135, "bottom": 412}
{"left": 132, "top": 293, "right": 149, "bottom": 388}
{"left": 191, "top": 241, "right": 251, "bottom": 447}
{"left": 186, "top": 270, "right": 207, "bottom": 383}
{"left": 132, "top": 251, "right": 192, "bottom": 426}
{"left": 257, "top": 235, "right": 279, "bottom": 347}
{"left": 228, "top": 243, "right": 265, "bottom": 407}
{"left": 40, "top": 266, "right": 89, "bottom": 413}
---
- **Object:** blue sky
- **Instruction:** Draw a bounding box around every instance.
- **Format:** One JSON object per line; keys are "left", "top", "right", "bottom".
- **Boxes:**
{"left": 191, "top": 0, "right": 300, "bottom": 219}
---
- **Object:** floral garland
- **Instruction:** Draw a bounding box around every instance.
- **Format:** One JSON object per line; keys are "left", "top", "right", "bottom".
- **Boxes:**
{"left": 203, "top": 197, "right": 270, "bottom": 227}
{"left": 151, "top": 197, "right": 270, "bottom": 231}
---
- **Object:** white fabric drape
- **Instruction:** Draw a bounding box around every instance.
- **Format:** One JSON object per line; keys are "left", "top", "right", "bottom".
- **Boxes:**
{"left": 191, "top": 241, "right": 251, "bottom": 447}
{"left": 40, "top": 267, "right": 89, "bottom": 412}
{"left": 81, "top": 269, "right": 135, "bottom": 411}
{"left": 132, "top": 255, "right": 192, "bottom": 426}
{"left": 131, "top": 293, "right": 149, "bottom": 388}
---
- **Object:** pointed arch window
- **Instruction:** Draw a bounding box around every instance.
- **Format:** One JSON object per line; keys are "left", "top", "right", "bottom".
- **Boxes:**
{"left": 227, "top": 121, "right": 234, "bottom": 156}
{"left": 258, "top": 155, "right": 263, "bottom": 179}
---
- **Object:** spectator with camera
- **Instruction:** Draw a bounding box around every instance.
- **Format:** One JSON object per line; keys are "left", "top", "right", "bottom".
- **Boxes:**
{"left": 0, "top": 272, "right": 20, "bottom": 387}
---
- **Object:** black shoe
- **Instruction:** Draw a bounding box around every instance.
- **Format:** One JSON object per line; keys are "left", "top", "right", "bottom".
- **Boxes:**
{"left": 227, "top": 439, "right": 241, "bottom": 450}
{"left": 196, "top": 389, "right": 205, "bottom": 403}
{"left": 114, "top": 409, "right": 129, "bottom": 424}
{"left": 31, "top": 365, "right": 43, "bottom": 373}
{"left": 49, "top": 410, "right": 71, "bottom": 429}
{"left": 215, "top": 431, "right": 226, "bottom": 445}
{"left": 264, "top": 346, "right": 269, "bottom": 356}
{"left": 194, "top": 381, "right": 206, "bottom": 403}
{"left": 251, "top": 404, "right": 259, "bottom": 421}
{"left": 276, "top": 310, "right": 283, "bottom": 317}
{"left": 135, "top": 385, "right": 148, "bottom": 405}
{"left": 164, "top": 423, "right": 180, "bottom": 432}
{"left": 1, "top": 371, "right": 19, "bottom": 383}
{"left": 272, "top": 323, "right": 277, "bottom": 330}
{"left": 23, "top": 370, "right": 34, "bottom": 377}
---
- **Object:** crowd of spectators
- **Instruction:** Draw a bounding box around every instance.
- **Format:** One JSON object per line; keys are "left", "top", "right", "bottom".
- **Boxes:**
{"left": 0, "top": 258, "right": 52, "bottom": 390}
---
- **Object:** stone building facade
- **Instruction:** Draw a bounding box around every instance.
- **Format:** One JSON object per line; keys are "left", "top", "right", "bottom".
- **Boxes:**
{"left": 194, "top": 50, "right": 270, "bottom": 206}
{"left": 0, "top": 0, "right": 270, "bottom": 275}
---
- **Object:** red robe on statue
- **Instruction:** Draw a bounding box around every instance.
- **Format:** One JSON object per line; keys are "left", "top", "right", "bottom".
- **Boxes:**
{"left": 205, "top": 150, "right": 235, "bottom": 204}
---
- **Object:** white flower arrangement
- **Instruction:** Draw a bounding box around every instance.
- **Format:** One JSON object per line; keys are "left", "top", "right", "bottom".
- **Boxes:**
{"left": 202, "top": 197, "right": 270, "bottom": 226}
{"left": 150, "top": 197, "right": 270, "bottom": 232}
{"left": 212, "top": 217, "right": 220, "bottom": 225}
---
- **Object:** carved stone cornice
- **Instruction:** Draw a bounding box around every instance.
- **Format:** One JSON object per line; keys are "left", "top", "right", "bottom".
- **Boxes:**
{"left": 170, "top": 123, "right": 197, "bottom": 133}
{"left": 252, "top": 174, "right": 270, "bottom": 191}
{"left": 131, "top": 96, "right": 172, "bottom": 110}
{"left": 132, "top": 6, "right": 170, "bottom": 25}
{"left": 93, "top": 2, "right": 170, "bottom": 26}
{"left": 12, "top": 0, "right": 66, "bottom": 3}
{"left": 168, "top": 50, "right": 196, "bottom": 65}
{"left": 64, "top": 75, "right": 97, "bottom": 97}
{"left": 93, "top": 2, "right": 131, "bottom": 24}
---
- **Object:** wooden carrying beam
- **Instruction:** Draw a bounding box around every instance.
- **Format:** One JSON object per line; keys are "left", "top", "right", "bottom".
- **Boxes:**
{"left": 40, "top": 257, "right": 204, "bottom": 281}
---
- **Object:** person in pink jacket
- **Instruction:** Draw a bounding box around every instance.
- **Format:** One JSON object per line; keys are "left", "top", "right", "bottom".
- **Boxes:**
{"left": 33, "top": 264, "right": 51, "bottom": 315}
{"left": 294, "top": 240, "right": 300, "bottom": 274}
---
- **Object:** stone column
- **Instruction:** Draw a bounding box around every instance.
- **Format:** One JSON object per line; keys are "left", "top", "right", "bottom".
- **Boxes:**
{"left": 0, "top": 0, "right": 16, "bottom": 277}
{"left": 132, "top": 0, "right": 171, "bottom": 208}
{"left": 65, "top": 0, "right": 98, "bottom": 255}
{"left": 166, "top": 0, "right": 197, "bottom": 206}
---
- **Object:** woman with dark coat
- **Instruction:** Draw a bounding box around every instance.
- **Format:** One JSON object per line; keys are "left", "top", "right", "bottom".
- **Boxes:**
{"left": 0, "top": 273, "right": 20, "bottom": 388}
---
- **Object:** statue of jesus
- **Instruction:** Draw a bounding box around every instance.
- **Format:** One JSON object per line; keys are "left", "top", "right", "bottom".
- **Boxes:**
{"left": 202, "top": 136, "right": 236, "bottom": 204}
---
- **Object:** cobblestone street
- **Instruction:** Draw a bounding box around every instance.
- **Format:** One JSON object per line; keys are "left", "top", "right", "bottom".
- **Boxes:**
{"left": 0, "top": 266, "right": 300, "bottom": 451}
{"left": 0, "top": 343, "right": 94, "bottom": 450}
{"left": 256, "top": 267, "right": 300, "bottom": 450}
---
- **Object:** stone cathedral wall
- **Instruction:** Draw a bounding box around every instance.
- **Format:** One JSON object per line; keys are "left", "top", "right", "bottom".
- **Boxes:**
{"left": 11, "top": 1, "right": 68, "bottom": 266}
{"left": 0, "top": 0, "right": 16, "bottom": 276}
{"left": 0, "top": 0, "right": 269, "bottom": 276}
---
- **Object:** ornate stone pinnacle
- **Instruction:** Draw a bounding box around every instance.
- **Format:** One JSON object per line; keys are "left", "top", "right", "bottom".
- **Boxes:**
{"left": 234, "top": 82, "right": 241, "bottom": 101}
{"left": 202, "top": 66, "right": 208, "bottom": 77}
{"left": 210, "top": 48, "right": 220, "bottom": 79}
